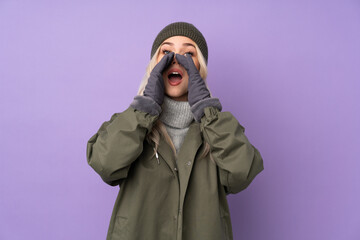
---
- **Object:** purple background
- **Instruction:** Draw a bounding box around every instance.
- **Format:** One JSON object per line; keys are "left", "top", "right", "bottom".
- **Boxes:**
{"left": 1, "top": 1, "right": 359, "bottom": 239}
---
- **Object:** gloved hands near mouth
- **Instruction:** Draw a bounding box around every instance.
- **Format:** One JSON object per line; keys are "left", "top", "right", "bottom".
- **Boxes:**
{"left": 130, "top": 51, "right": 222, "bottom": 121}
{"left": 144, "top": 52, "right": 175, "bottom": 106}
{"left": 174, "top": 53, "right": 210, "bottom": 107}
{"left": 175, "top": 53, "right": 222, "bottom": 122}
{"left": 130, "top": 52, "right": 175, "bottom": 116}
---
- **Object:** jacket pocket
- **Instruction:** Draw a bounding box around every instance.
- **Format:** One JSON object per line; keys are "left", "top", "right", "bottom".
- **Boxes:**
{"left": 111, "top": 216, "right": 129, "bottom": 239}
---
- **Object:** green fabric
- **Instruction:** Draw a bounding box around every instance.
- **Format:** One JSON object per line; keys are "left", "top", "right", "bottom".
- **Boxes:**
{"left": 87, "top": 106, "right": 264, "bottom": 240}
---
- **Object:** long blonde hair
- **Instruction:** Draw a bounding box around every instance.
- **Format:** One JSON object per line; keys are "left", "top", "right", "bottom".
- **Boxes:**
{"left": 138, "top": 43, "right": 212, "bottom": 160}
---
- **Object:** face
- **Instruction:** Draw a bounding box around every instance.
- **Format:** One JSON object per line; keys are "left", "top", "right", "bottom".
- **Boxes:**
{"left": 156, "top": 36, "right": 200, "bottom": 101}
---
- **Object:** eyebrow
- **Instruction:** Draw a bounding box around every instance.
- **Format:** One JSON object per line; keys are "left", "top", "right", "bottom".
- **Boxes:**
{"left": 161, "top": 42, "right": 196, "bottom": 48}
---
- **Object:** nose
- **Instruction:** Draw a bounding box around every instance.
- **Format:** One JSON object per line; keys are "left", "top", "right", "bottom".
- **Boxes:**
{"left": 172, "top": 55, "right": 177, "bottom": 64}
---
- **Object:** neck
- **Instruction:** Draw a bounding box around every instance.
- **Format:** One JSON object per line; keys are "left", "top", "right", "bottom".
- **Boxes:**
{"left": 166, "top": 93, "right": 188, "bottom": 102}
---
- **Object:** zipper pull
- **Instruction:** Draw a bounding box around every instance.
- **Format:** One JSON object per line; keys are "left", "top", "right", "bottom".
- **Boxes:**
{"left": 154, "top": 148, "right": 160, "bottom": 164}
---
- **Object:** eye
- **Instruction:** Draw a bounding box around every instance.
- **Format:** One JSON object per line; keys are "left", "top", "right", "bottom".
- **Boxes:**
{"left": 162, "top": 50, "right": 171, "bottom": 55}
{"left": 185, "top": 52, "right": 194, "bottom": 56}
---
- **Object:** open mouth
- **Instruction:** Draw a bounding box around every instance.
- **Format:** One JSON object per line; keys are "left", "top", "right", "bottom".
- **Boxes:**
{"left": 167, "top": 69, "right": 183, "bottom": 86}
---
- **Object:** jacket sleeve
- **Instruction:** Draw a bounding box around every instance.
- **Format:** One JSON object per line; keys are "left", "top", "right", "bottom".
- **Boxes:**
{"left": 199, "top": 106, "right": 264, "bottom": 194}
{"left": 86, "top": 106, "right": 159, "bottom": 186}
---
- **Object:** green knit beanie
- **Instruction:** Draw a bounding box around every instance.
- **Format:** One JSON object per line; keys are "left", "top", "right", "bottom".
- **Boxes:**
{"left": 150, "top": 22, "right": 208, "bottom": 64}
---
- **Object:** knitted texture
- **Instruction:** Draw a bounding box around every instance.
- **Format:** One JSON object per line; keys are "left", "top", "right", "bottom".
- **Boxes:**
{"left": 159, "top": 96, "right": 195, "bottom": 154}
{"left": 151, "top": 22, "right": 208, "bottom": 64}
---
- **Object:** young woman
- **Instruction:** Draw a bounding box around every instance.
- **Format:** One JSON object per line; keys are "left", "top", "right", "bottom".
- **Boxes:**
{"left": 87, "top": 22, "right": 264, "bottom": 240}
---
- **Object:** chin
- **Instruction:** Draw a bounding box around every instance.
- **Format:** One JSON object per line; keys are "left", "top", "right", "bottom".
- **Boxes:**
{"left": 166, "top": 91, "right": 188, "bottom": 101}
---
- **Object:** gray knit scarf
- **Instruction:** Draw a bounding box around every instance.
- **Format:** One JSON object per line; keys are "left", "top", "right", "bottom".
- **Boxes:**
{"left": 159, "top": 95, "right": 195, "bottom": 154}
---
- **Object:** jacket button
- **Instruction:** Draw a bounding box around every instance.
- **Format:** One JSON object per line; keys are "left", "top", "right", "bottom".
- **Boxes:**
{"left": 186, "top": 161, "right": 191, "bottom": 166}
{"left": 174, "top": 167, "right": 178, "bottom": 171}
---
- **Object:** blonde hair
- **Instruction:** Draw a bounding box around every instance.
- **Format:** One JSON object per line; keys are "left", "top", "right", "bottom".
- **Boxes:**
{"left": 137, "top": 43, "right": 213, "bottom": 161}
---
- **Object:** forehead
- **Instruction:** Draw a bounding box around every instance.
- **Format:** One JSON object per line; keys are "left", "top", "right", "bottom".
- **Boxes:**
{"left": 161, "top": 36, "right": 196, "bottom": 46}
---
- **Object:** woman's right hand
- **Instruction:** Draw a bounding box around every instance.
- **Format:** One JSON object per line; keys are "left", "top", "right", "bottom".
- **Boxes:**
{"left": 143, "top": 52, "right": 175, "bottom": 106}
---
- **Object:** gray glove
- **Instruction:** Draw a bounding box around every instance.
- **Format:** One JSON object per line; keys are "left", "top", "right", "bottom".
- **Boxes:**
{"left": 175, "top": 53, "right": 222, "bottom": 122}
{"left": 143, "top": 51, "right": 175, "bottom": 106}
{"left": 130, "top": 52, "right": 174, "bottom": 116}
{"left": 175, "top": 53, "right": 210, "bottom": 107}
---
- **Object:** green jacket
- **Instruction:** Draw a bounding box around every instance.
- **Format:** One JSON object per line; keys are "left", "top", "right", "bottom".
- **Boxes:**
{"left": 87, "top": 106, "right": 264, "bottom": 240}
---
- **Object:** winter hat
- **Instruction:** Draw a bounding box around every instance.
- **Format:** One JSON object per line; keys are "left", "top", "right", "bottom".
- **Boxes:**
{"left": 150, "top": 22, "right": 208, "bottom": 64}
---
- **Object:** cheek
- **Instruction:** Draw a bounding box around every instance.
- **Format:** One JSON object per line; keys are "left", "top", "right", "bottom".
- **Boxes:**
{"left": 157, "top": 53, "right": 166, "bottom": 63}
{"left": 195, "top": 61, "right": 200, "bottom": 71}
{"left": 183, "top": 75, "right": 189, "bottom": 87}
{"left": 193, "top": 58, "right": 200, "bottom": 70}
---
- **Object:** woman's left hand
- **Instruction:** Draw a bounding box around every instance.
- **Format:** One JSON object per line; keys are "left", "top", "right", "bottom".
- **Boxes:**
{"left": 175, "top": 53, "right": 210, "bottom": 107}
